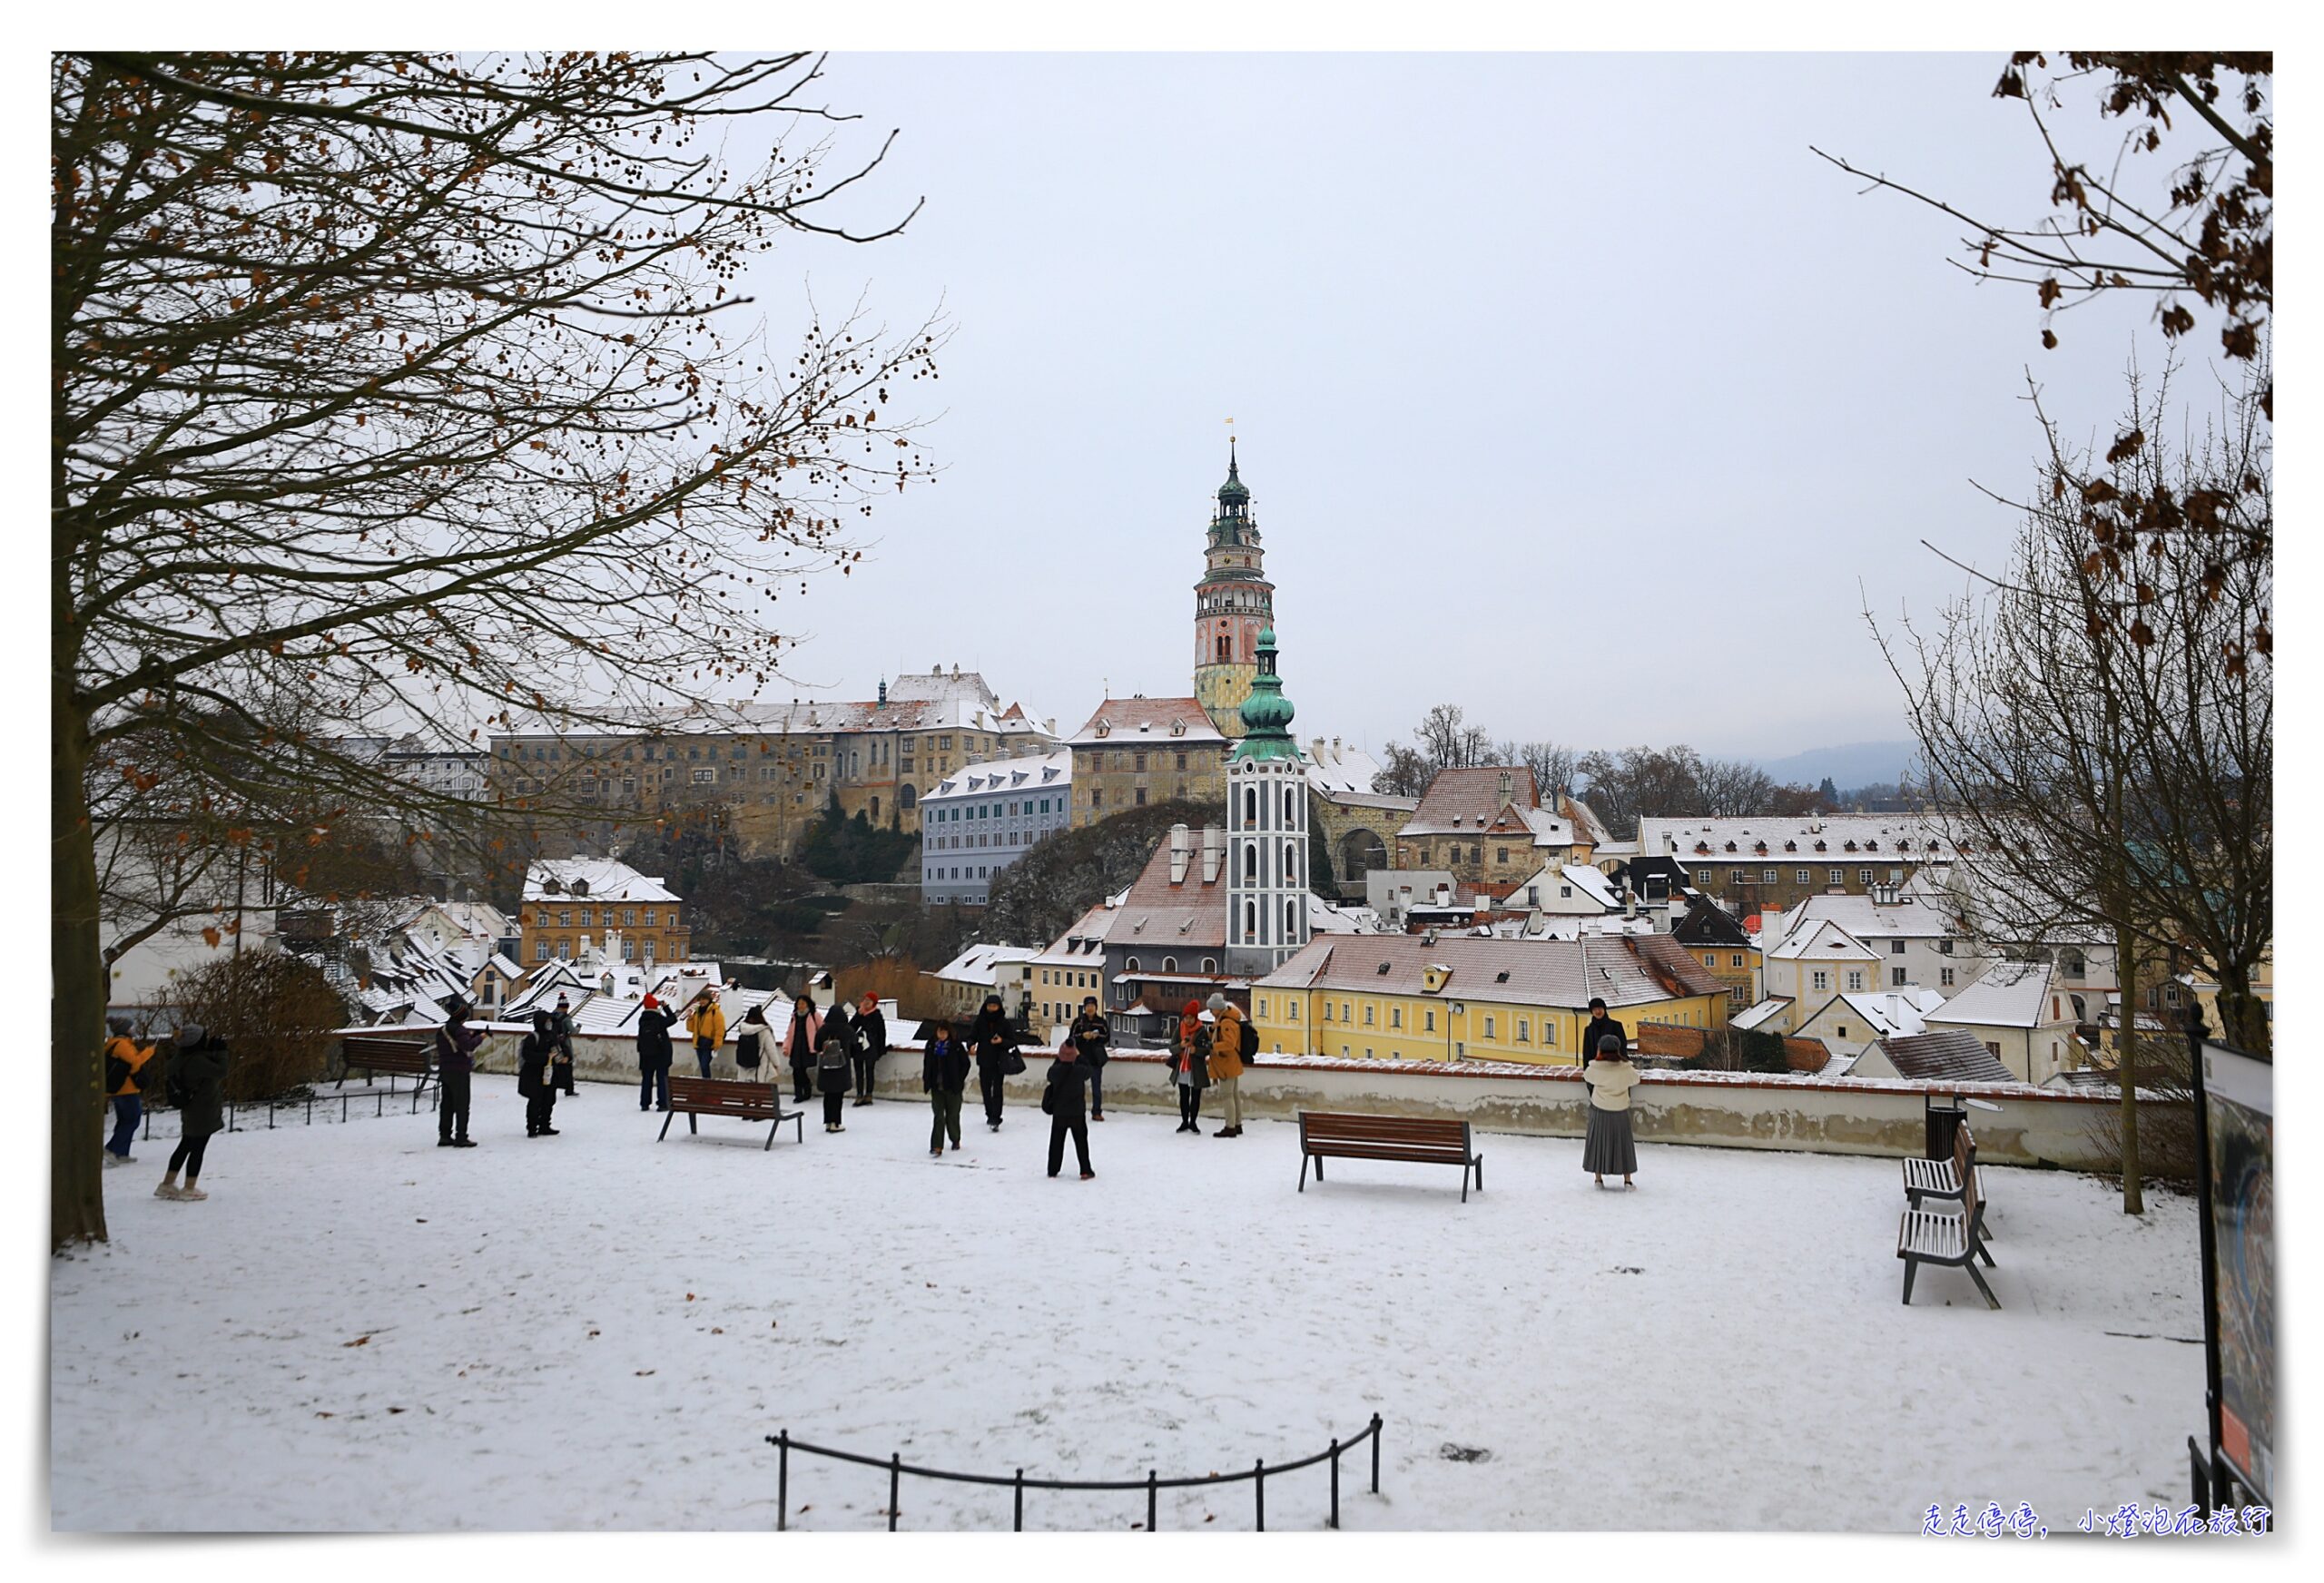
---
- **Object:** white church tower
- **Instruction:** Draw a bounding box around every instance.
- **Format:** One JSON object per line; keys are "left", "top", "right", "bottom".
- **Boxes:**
{"left": 1225, "top": 627, "right": 1309, "bottom": 977}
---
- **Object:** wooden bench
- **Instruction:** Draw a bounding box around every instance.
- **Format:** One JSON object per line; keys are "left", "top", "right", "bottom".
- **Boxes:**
{"left": 1898, "top": 1164, "right": 2000, "bottom": 1309}
{"left": 1297, "top": 1111, "right": 1483, "bottom": 1203}
{"left": 339, "top": 1035, "right": 433, "bottom": 1095}
{"left": 1903, "top": 1122, "right": 1976, "bottom": 1205}
{"left": 659, "top": 1076, "right": 803, "bottom": 1151}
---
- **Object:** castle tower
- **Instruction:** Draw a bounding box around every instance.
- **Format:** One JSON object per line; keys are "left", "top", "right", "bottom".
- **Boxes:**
{"left": 1193, "top": 439, "right": 1275, "bottom": 737}
{"left": 1226, "top": 626, "right": 1309, "bottom": 977}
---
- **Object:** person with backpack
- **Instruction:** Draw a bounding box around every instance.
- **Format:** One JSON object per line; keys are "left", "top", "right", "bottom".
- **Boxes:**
{"left": 734, "top": 1001, "right": 773, "bottom": 1083}
{"left": 549, "top": 992, "right": 579, "bottom": 1096}
{"left": 154, "top": 1023, "right": 228, "bottom": 1201}
{"left": 1042, "top": 1038, "right": 1096, "bottom": 1180}
{"left": 435, "top": 1001, "right": 483, "bottom": 1148}
{"left": 815, "top": 1010, "right": 854, "bottom": 1132}
{"left": 922, "top": 1018, "right": 970, "bottom": 1157}
{"left": 517, "top": 1009, "right": 561, "bottom": 1137}
{"left": 1206, "top": 992, "right": 1249, "bottom": 1138}
{"left": 1068, "top": 997, "right": 1110, "bottom": 1121}
{"left": 635, "top": 993, "right": 677, "bottom": 1111}
{"left": 783, "top": 994, "right": 822, "bottom": 1104}
{"left": 684, "top": 989, "right": 726, "bottom": 1081}
{"left": 969, "top": 994, "right": 1020, "bottom": 1132}
{"left": 103, "top": 1015, "right": 154, "bottom": 1166}
{"left": 1169, "top": 1001, "right": 1213, "bottom": 1135}
{"left": 850, "top": 992, "right": 886, "bottom": 1106}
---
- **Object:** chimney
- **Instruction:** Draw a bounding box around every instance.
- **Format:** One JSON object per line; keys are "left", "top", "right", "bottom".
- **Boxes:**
{"left": 1169, "top": 824, "right": 1190, "bottom": 885}
{"left": 1200, "top": 826, "right": 1224, "bottom": 884}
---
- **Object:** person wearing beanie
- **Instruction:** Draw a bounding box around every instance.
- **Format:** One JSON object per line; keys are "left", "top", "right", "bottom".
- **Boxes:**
{"left": 550, "top": 993, "right": 579, "bottom": 1097}
{"left": 103, "top": 1015, "right": 155, "bottom": 1165}
{"left": 155, "top": 1023, "right": 229, "bottom": 1201}
{"left": 783, "top": 994, "right": 823, "bottom": 1104}
{"left": 851, "top": 992, "right": 886, "bottom": 1106}
{"left": 969, "top": 994, "right": 1019, "bottom": 1132}
{"left": 1042, "top": 1037, "right": 1095, "bottom": 1180}
{"left": 517, "top": 1009, "right": 561, "bottom": 1137}
{"left": 434, "top": 1001, "right": 483, "bottom": 1147}
{"left": 1581, "top": 998, "right": 1624, "bottom": 1070}
{"left": 1581, "top": 1031, "right": 1641, "bottom": 1188}
{"left": 635, "top": 993, "right": 677, "bottom": 1111}
{"left": 815, "top": 1004, "right": 854, "bottom": 1132}
{"left": 1208, "top": 997, "right": 1248, "bottom": 1138}
{"left": 1068, "top": 997, "right": 1110, "bottom": 1121}
{"left": 1169, "top": 1001, "right": 1213, "bottom": 1135}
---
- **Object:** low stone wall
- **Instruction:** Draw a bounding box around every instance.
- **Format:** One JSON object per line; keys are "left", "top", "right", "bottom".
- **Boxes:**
{"left": 437, "top": 1029, "right": 2122, "bottom": 1170}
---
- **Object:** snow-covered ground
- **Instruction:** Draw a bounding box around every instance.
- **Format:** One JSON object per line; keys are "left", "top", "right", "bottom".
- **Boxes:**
{"left": 52, "top": 1074, "right": 2203, "bottom": 1532}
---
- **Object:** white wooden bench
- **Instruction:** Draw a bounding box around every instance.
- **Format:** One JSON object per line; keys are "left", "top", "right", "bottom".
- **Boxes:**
{"left": 1898, "top": 1165, "right": 2000, "bottom": 1309}
{"left": 1903, "top": 1122, "right": 1974, "bottom": 1204}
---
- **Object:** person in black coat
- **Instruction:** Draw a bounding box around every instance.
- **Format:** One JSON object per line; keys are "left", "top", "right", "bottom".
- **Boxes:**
{"left": 1581, "top": 998, "right": 1626, "bottom": 1069}
{"left": 815, "top": 1014, "right": 853, "bottom": 1132}
{"left": 969, "top": 995, "right": 1019, "bottom": 1132}
{"left": 517, "top": 1009, "right": 560, "bottom": 1137}
{"left": 784, "top": 994, "right": 822, "bottom": 1104}
{"left": 1068, "top": 997, "right": 1111, "bottom": 1121}
{"left": 1043, "top": 1043, "right": 1095, "bottom": 1179}
{"left": 922, "top": 1018, "right": 970, "bottom": 1156}
{"left": 548, "top": 994, "right": 578, "bottom": 1097}
{"left": 635, "top": 994, "right": 677, "bottom": 1111}
{"left": 850, "top": 992, "right": 886, "bottom": 1106}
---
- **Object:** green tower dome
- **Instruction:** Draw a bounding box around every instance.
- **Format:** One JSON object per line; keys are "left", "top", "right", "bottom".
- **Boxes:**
{"left": 1232, "top": 626, "right": 1300, "bottom": 762}
{"left": 1217, "top": 439, "right": 1250, "bottom": 506}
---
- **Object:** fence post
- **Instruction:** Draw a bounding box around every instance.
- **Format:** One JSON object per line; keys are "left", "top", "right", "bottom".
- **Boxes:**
{"left": 777, "top": 1431, "right": 788, "bottom": 1531}
{"left": 1147, "top": 1470, "right": 1157, "bottom": 1533}
{"left": 307, "top": 1095, "right": 313, "bottom": 1125}
{"left": 1013, "top": 1468, "right": 1024, "bottom": 1532}
{"left": 888, "top": 1452, "right": 901, "bottom": 1532}
{"left": 1329, "top": 1438, "right": 1340, "bottom": 1529}
{"left": 268, "top": 1102, "right": 276, "bottom": 1129}
{"left": 343, "top": 1094, "right": 350, "bottom": 1125}
{"left": 1255, "top": 1459, "right": 1265, "bottom": 1532}
{"left": 1370, "top": 1414, "right": 1382, "bottom": 1494}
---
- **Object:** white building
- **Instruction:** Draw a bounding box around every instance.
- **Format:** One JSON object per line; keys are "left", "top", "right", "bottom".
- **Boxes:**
{"left": 918, "top": 748, "right": 1074, "bottom": 904}
{"left": 1759, "top": 875, "right": 1993, "bottom": 998}
{"left": 1224, "top": 628, "right": 1310, "bottom": 977}
{"left": 1924, "top": 959, "right": 2087, "bottom": 1085}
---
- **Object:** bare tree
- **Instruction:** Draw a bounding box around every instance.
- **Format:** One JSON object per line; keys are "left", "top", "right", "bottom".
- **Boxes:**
{"left": 1875, "top": 368, "right": 2270, "bottom": 1213}
{"left": 53, "top": 53, "right": 940, "bottom": 1247}
{"left": 1575, "top": 744, "right": 1709, "bottom": 838}
{"left": 1369, "top": 742, "right": 1430, "bottom": 800}
{"left": 1695, "top": 757, "right": 1777, "bottom": 818}
{"left": 1498, "top": 740, "right": 1578, "bottom": 799}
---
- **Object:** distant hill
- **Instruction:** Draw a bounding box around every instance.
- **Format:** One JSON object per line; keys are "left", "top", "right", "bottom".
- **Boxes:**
{"left": 1756, "top": 740, "right": 1921, "bottom": 792}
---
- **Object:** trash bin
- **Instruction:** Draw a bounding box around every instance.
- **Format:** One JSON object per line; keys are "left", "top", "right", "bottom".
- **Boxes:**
{"left": 1925, "top": 1094, "right": 1965, "bottom": 1160}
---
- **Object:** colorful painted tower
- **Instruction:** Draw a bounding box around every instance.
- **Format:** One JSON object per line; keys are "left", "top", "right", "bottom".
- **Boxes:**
{"left": 1226, "top": 626, "right": 1309, "bottom": 977}
{"left": 1193, "top": 439, "right": 1275, "bottom": 738}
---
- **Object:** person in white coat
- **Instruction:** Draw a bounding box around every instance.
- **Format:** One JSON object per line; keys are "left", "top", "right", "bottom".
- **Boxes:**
{"left": 1581, "top": 1032, "right": 1640, "bottom": 1187}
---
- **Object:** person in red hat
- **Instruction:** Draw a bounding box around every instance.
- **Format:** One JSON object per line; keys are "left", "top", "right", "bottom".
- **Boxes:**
{"left": 635, "top": 992, "right": 678, "bottom": 1111}
{"left": 1169, "top": 1000, "right": 1213, "bottom": 1135}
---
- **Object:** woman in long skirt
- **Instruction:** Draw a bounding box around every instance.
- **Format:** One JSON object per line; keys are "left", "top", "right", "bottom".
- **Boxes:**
{"left": 1581, "top": 1031, "right": 1640, "bottom": 1187}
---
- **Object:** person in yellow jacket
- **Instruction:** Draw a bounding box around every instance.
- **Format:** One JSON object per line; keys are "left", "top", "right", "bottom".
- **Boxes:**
{"left": 684, "top": 991, "right": 727, "bottom": 1080}
{"left": 1206, "top": 993, "right": 1248, "bottom": 1138}
{"left": 103, "top": 1015, "right": 155, "bottom": 1165}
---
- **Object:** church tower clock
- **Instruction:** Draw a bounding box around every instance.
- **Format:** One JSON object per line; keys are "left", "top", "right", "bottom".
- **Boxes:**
{"left": 1193, "top": 439, "right": 1275, "bottom": 738}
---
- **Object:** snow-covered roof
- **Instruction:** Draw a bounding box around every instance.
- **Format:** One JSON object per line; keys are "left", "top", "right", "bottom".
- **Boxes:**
{"left": 523, "top": 858, "right": 678, "bottom": 905}
{"left": 1807, "top": 988, "right": 1947, "bottom": 1040}
{"left": 1926, "top": 959, "right": 2070, "bottom": 1030}
{"left": 1066, "top": 697, "right": 1226, "bottom": 746}
{"left": 1765, "top": 919, "right": 1881, "bottom": 962}
{"left": 1730, "top": 997, "right": 1792, "bottom": 1032}
{"left": 922, "top": 748, "right": 1073, "bottom": 803}
{"left": 1302, "top": 740, "right": 1388, "bottom": 796}
{"left": 1764, "top": 890, "right": 1964, "bottom": 951}
{"left": 933, "top": 942, "right": 1038, "bottom": 986}
{"left": 1637, "top": 814, "right": 1959, "bottom": 864}
{"left": 1255, "top": 932, "right": 1727, "bottom": 1008}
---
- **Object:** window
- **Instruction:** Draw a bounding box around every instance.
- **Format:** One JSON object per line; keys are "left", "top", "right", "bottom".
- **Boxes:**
{"left": 1483, "top": 1014, "right": 1496, "bottom": 1038}
{"left": 1176, "top": 753, "right": 1187, "bottom": 771}
{"left": 1827, "top": 868, "right": 1844, "bottom": 884}
{"left": 1390, "top": 1008, "right": 1402, "bottom": 1029}
{"left": 1288, "top": 1002, "right": 1299, "bottom": 1022}
{"left": 1517, "top": 1018, "right": 1530, "bottom": 1043}
{"left": 1763, "top": 868, "right": 1777, "bottom": 883}
{"left": 1423, "top": 1009, "right": 1435, "bottom": 1032}
{"left": 535, "top": 940, "right": 549, "bottom": 961}
{"left": 1984, "top": 1041, "right": 2002, "bottom": 1059}
{"left": 1940, "top": 967, "right": 1956, "bottom": 988}
{"left": 558, "top": 910, "right": 570, "bottom": 928}
{"left": 1891, "top": 967, "right": 1907, "bottom": 988}
{"left": 576, "top": 909, "right": 593, "bottom": 927}
{"left": 1498, "top": 848, "right": 1511, "bottom": 865}
{"left": 1162, "top": 957, "right": 1177, "bottom": 974}
{"left": 1134, "top": 788, "right": 1147, "bottom": 806}
{"left": 1731, "top": 953, "right": 1745, "bottom": 968}
{"left": 1704, "top": 953, "right": 1716, "bottom": 968}
{"left": 1858, "top": 868, "right": 1873, "bottom": 884}
{"left": 1363, "top": 1005, "right": 1374, "bottom": 1025}
{"left": 1811, "top": 969, "right": 1829, "bottom": 991}
{"left": 1796, "top": 869, "right": 1810, "bottom": 885}
{"left": 1889, "top": 867, "right": 1904, "bottom": 882}
{"left": 1846, "top": 969, "right": 1865, "bottom": 991}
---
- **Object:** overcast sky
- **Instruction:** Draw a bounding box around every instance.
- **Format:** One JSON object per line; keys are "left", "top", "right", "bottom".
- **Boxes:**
{"left": 724, "top": 52, "right": 2211, "bottom": 764}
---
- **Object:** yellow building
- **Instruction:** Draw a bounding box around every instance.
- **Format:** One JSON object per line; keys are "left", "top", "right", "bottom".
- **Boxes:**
{"left": 1249, "top": 932, "right": 1729, "bottom": 1066}
{"left": 518, "top": 857, "right": 689, "bottom": 968}
{"left": 1065, "top": 697, "right": 1231, "bottom": 827}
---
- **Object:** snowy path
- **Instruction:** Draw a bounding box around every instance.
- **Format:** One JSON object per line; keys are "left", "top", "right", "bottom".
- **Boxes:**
{"left": 52, "top": 1075, "right": 2202, "bottom": 1531}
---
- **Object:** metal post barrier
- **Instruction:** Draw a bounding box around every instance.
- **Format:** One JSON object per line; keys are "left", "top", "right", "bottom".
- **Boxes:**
{"left": 1328, "top": 1438, "right": 1340, "bottom": 1529}
{"left": 342, "top": 1095, "right": 350, "bottom": 1125}
{"left": 1255, "top": 1459, "right": 1265, "bottom": 1531}
{"left": 888, "top": 1452, "right": 901, "bottom": 1531}
{"left": 268, "top": 1102, "right": 276, "bottom": 1129}
{"left": 1013, "top": 1468, "right": 1024, "bottom": 1531}
{"left": 777, "top": 1431, "right": 789, "bottom": 1530}
{"left": 307, "top": 1096, "right": 313, "bottom": 1125}
{"left": 1369, "top": 1414, "right": 1382, "bottom": 1493}
{"left": 1147, "top": 1470, "right": 1157, "bottom": 1532}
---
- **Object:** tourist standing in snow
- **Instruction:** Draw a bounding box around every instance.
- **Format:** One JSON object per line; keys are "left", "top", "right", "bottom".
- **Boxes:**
{"left": 1043, "top": 1040, "right": 1096, "bottom": 1179}
{"left": 1207, "top": 993, "right": 1248, "bottom": 1138}
{"left": 436, "top": 1001, "right": 483, "bottom": 1148}
{"left": 734, "top": 1001, "right": 773, "bottom": 1082}
{"left": 1582, "top": 1032, "right": 1640, "bottom": 1187}
{"left": 815, "top": 1011, "right": 853, "bottom": 1132}
{"left": 923, "top": 1018, "right": 969, "bottom": 1156}
{"left": 103, "top": 1015, "right": 154, "bottom": 1165}
{"left": 1170, "top": 1002, "right": 1213, "bottom": 1135}
{"left": 635, "top": 993, "right": 677, "bottom": 1111}
{"left": 1581, "top": 998, "right": 1624, "bottom": 1069}
{"left": 518, "top": 1009, "right": 561, "bottom": 1137}
{"left": 1069, "top": 998, "right": 1110, "bottom": 1121}
{"left": 155, "top": 1023, "right": 229, "bottom": 1201}
{"left": 851, "top": 992, "right": 885, "bottom": 1106}
{"left": 784, "top": 994, "right": 822, "bottom": 1104}
{"left": 970, "top": 995, "right": 1020, "bottom": 1131}
{"left": 550, "top": 993, "right": 579, "bottom": 1096}
{"left": 684, "top": 990, "right": 725, "bottom": 1081}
